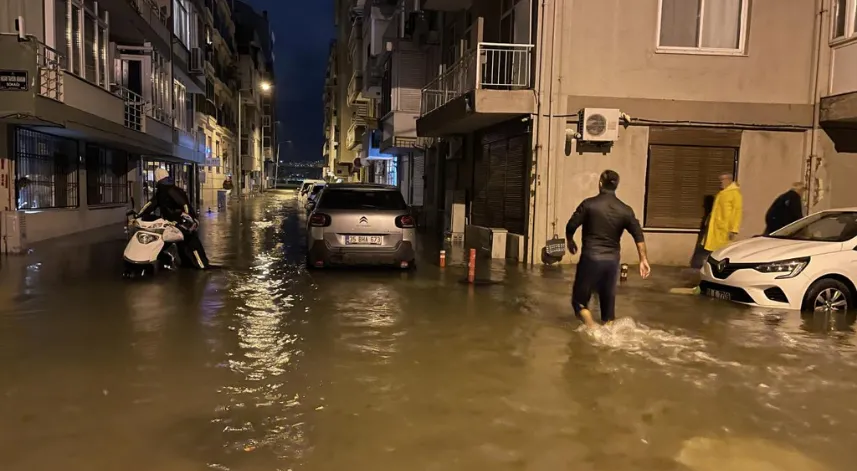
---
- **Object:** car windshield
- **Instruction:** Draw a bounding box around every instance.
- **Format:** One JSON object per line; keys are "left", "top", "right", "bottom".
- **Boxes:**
{"left": 317, "top": 189, "right": 407, "bottom": 211}
{"left": 301, "top": 183, "right": 312, "bottom": 193}
{"left": 768, "top": 211, "right": 857, "bottom": 242}
{"left": 310, "top": 185, "right": 324, "bottom": 195}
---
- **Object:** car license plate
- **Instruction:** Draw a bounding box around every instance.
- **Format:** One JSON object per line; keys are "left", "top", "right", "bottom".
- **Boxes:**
{"left": 346, "top": 235, "right": 382, "bottom": 245}
{"left": 705, "top": 288, "right": 732, "bottom": 301}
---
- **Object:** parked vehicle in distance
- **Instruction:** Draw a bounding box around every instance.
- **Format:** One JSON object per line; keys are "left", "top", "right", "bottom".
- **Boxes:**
{"left": 305, "top": 183, "right": 416, "bottom": 269}
{"left": 298, "top": 179, "right": 325, "bottom": 202}
{"left": 700, "top": 209, "right": 857, "bottom": 312}
{"left": 278, "top": 178, "right": 304, "bottom": 189}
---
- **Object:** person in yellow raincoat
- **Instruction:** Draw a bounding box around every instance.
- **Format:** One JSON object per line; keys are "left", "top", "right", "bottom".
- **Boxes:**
{"left": 703, "top": 173, "right": 743, "bottom": 252}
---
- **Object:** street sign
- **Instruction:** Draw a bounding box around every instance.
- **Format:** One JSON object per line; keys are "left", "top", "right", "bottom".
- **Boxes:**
{"left": 0, "top": 70, "right": 28, "bottom": 91}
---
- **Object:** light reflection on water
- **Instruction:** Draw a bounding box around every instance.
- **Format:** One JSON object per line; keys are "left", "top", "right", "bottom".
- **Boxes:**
{"left": 1, "top": 192, "right": 857, "bottom": 470}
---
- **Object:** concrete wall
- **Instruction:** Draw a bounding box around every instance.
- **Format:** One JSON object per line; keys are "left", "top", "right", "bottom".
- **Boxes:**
{"left": 560, "top": 0, "right": 816, "bottom": 106}
{"left": 535, "top": 125, "right": 808, "bottom": 266}
{"left": 24, "top": 206, "right": 126, "bottom": 244}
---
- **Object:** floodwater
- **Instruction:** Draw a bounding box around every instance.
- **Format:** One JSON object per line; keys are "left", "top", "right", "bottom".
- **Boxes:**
{"left": 1, "top": 192, "right": 857, "bottom": 471}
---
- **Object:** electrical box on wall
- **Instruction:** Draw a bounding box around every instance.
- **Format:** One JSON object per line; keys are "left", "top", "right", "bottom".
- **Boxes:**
{"left": 579, "top": 108, "right": 621, "bottom": 142}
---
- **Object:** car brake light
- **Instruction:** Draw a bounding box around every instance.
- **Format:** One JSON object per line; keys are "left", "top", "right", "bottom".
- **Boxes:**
{"left": 310, "top": 213, "right": 331, "bottom": 227}
{"left": 396, "top": 215, "right": 415, "bottom": 228}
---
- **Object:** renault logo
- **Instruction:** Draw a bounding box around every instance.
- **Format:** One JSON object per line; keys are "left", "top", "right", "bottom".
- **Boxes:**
{"left": 717, "top": 258, "right": 729, "bottom": 272}
{"left": 359, "top": 216, "right": 368, "bottom": 225}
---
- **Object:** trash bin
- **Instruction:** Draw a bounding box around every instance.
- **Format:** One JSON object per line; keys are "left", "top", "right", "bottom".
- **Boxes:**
{"left": 217, "top": 190, "right": 229, "bottom": 211}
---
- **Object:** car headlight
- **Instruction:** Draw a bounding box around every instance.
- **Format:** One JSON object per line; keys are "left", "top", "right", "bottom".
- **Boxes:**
{"left": 753, "top": 257, "right": 809, "bottom": 279}
{"left": 136, "top": 232, "right": 158, "bottom": 245}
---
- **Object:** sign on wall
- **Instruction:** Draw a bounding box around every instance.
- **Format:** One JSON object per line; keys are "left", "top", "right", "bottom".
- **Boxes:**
{"left": 0, "top": 70, "right": 28, "bottom": 91}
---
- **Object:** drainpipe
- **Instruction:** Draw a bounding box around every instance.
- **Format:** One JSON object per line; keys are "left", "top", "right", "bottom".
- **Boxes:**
{"left": 544, "top": 0, "right": 561, "bottom": 240}
{"left": 527, "top": 0, "right": 549, "bottom": 266}
{"left": 806, "top": 0, "right": 826, "bottom": 214}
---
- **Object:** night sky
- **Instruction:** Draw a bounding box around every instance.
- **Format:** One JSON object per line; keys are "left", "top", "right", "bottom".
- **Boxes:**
{"left": 244, "top": 0, "right": 335, "bottom": 163}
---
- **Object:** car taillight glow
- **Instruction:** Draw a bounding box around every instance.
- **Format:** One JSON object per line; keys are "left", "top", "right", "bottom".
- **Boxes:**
{"left": 395, "top": 215, "right": 415, "bottom": 228}
{"left": 309, "top": 213, "right": 331, "bottom": 227}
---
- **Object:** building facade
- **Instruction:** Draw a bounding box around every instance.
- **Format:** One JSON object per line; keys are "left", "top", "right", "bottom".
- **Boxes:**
{"left": 356, "top": 0, "right": 857, "bottom": 266}
{"left": 0, "top": 0, "right": 277, "bottom": 246}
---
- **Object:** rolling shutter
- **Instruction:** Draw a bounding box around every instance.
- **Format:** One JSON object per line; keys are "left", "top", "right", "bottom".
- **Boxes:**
{"left": 645, "top": 145, "right": 737, "bottom": 229}
{"left": 396, "top": 51, "right": 427, "bottom": 113}
{"left": 471, "top": 119, "right": 530, "bottom": 234}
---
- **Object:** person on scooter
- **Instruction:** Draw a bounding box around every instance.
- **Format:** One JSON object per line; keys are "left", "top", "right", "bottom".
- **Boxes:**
{"left": 137, "top": 168, "right": 210, "bottom": 269}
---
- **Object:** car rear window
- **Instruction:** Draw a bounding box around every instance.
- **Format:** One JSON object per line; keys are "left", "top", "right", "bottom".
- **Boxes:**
{"left": 318, "top": 189, "right": 407, "bottom": 210}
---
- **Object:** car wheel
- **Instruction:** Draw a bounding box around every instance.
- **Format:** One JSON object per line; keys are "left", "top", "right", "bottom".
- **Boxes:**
{"left": 803, "top": 278, "right": 853, "bottom": 312}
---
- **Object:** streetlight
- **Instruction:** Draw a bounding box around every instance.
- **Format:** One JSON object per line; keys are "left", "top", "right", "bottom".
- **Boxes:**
{"left": 237, "top": 80, "right": 272, "bottom": 195}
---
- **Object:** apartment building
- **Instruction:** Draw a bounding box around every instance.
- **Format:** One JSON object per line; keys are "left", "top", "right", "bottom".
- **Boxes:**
{"left": 322, "top": 40, "right": 339, "bottom": 178}
{"left": 373, "top": 0, "right": 856, "bottom": 266}
{"left": 197, "top": 0, "right": 239, "bottom": 212}
{"left": 0, "top": 0, "right": 208, "bottom": 247}
{"left": 234, "top": 1, "right": 276, "bottom": 193}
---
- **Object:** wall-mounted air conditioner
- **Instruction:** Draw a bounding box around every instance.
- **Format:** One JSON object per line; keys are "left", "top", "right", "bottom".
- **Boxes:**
{"left": 579, "top": 108, "right": 620, "bottom": 142}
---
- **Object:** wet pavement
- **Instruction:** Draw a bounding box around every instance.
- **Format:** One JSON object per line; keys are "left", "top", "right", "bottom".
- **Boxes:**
{"left": 2, "top": 191, "right": 857, "bottom": 471}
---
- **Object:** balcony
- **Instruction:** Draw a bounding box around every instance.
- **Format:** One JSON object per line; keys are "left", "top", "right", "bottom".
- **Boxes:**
{"left": 820, "top": 40, "right": 857, "bottom": 153}
{"left": 417, "top": 42, "right": 536, "bottom": 137}
{"left": 348, "top": 73, "right": 368, "bottom": 106}
{"left": 346, "top": 122, "right": 366, "bottom": 150}
{"left": 103, "top": 0, "right": 171, "bottom": 52}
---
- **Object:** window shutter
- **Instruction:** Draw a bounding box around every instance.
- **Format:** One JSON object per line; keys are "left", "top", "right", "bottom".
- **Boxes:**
{"left": 645, "top": 145, "right": 736, "bottom": 229}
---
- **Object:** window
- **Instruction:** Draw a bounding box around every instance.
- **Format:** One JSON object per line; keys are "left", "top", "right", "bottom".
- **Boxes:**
{"left": 14, "top": 128, "right": 80, "bottom": 209}
{"left": 173, "top": 0, "right": 191, "bottom": 48}
{"left": 769, "top": 211, "right": 857, "bottom": 242}
{"left": 645, "top": 144, "right": 738, "bottom": 230}
{"left": 173, "top": 80, "right": 188, "bottom": 130}
{"left": 317, "top": 189, "right": 407, "bottom": 211}
{"left": 151, "top": 51, "right": 172, "bottom": 123}
{"left": 832, "top": 0, "right": 857, "bottom": 41}
{"left": 658, "top": 0, "right": 748, "bottom": 53}
{"left": 85, "top": 144, "right": 129, "bottom": 206}
{"left": 56, "top": 0, "right": 109, "bottom": 87}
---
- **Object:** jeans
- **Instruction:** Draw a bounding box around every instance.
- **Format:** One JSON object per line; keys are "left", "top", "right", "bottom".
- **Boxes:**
{"left": 572, "top": 255, "right": 620, "bottom": 323}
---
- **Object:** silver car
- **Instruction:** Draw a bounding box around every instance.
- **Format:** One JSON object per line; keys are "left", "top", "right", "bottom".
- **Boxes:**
{"left": 305, "top": 183, "right": 416, "bottom": 269}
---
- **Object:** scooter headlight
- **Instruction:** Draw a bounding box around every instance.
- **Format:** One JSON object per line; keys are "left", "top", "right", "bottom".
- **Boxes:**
{"left": 136, "top": 232, "right": 159, "bottom": 245}
{"left": 753, "top": 257, "right": 809, "bottom": 279}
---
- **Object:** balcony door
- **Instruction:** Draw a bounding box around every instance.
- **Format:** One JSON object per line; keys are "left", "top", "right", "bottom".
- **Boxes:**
{"left": 492, "top": 0, "right": 531, "bottom": 90}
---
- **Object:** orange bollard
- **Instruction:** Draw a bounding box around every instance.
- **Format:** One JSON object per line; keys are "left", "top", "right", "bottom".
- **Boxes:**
{"left": 439, "top": 250, "right": 446, "bottom": 268}
{"left": 467, "top": 248, "right": 476, "bottom": 283}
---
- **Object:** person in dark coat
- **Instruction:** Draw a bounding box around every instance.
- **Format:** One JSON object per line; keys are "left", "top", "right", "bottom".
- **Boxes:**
{"left": 764, "top": 183, "right": 806, "bottom": 235}
{"left": 690, "top": 195, "right": 716, "bottom": 270}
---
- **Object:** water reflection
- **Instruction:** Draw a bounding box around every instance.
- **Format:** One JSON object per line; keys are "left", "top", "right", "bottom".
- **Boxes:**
{"left": 1, "top": 192, "right": 857, "bottom": 470}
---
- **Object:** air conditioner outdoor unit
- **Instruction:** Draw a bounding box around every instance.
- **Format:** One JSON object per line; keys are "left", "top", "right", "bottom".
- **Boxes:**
{"left": 190, "top": 47, "right": 205, "bottom": 73}
{"left": 580, "top": 108, "right": 620, "bottom": 142}
{"left": 1, "top": 211, "right": 27, "bottom": 255}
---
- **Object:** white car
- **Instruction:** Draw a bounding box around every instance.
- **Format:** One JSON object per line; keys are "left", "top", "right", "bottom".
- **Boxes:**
{"left": 700, "top": 209, "right": 857, "bottom": 312}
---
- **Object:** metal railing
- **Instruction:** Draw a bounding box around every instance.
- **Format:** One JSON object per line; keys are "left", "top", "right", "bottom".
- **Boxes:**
{"left": 113, "top": 86, "right": 145, "bottom": 131}
{"left": 420, "top": 42, "right": 534, "bottom": 116}
{"left": 127, "top": 0, "right": 169, "bottom": 27}
{"left": 35, "top": 41, "right": 65, "bottom": 101}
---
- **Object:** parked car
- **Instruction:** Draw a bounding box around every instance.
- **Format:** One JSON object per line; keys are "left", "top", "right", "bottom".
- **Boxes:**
{"left": 298, "top": 179, "right": 325, "bottom": 202}
{"left": 305, "top": 183, "right": 416, "bottom": 269}
{"left": 700, "top": 209, "right": 857, "bottom": 312}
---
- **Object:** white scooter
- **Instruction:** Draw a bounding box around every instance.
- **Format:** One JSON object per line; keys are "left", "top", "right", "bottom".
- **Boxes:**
{"left": 123, "top": 211, "right": 185, "bottom": 278}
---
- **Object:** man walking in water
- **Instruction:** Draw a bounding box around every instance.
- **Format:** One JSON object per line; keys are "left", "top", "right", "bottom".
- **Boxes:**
{"left": 565, "top": 170, "right": 651, "bottom": 328}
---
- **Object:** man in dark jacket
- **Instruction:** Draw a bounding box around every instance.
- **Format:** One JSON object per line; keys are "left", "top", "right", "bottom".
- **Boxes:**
{"left": 565, "top": 170, "right": 651, "bottom": 328}
{"left": 764, "top": 183, "right": 805, "bottom": 235}
{"left": 138, "top": 168, "right": 210, "bottom": 269}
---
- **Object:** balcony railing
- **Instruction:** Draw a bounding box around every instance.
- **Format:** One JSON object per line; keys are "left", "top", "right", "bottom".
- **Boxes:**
{"left": 126, "top": 0, "right": 169, "bottom": 27}
{"left": 36, "top": 41, "right": 65, "bottom": 101}
{"left": 113, "top": 86, "right": 145, "bottom": 131}
{"left": 346, "top": 122, "right": 365, "bottom": 150}
{"left": 420, "top": 42, "right": 534, "bottom": 116}
{"left": 347, "top": 73, "right": 366, "bottom": 105}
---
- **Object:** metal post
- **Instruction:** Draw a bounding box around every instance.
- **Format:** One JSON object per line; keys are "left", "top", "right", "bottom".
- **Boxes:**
{"left": 468, "top": 248, "right": 476, "bottom": 283}
{"left": 237, "top": 89, "right": 242, "bottom": 196}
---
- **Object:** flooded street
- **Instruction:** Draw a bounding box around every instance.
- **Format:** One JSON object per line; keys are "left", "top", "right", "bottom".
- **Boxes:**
{"left": 2, "top": 191, "right": 857, "bottom": 471}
